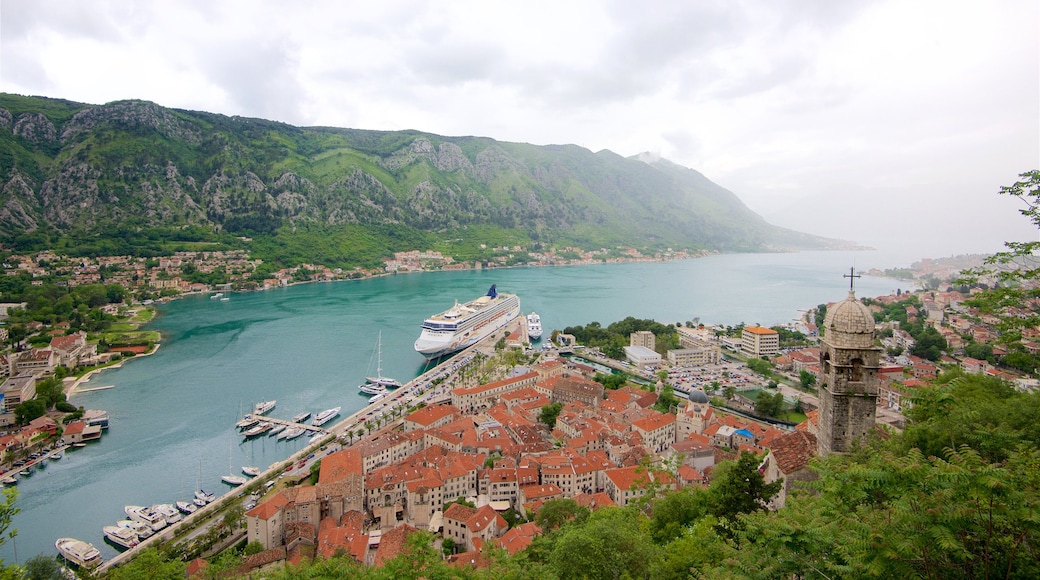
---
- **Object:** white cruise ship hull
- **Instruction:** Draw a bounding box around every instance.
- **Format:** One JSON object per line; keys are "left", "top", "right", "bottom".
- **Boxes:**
{"left": 414, "top": 287, "right": 520, "bottom": 358}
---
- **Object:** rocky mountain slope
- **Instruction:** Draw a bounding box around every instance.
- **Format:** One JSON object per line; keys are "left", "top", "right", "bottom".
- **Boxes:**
{"left": 0, "top": 93, "right": 841, "bottom": 260}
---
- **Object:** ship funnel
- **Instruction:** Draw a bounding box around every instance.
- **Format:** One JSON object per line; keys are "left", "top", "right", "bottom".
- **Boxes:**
{"left": 486, "top": 284, "right": 497, "bottom": 298}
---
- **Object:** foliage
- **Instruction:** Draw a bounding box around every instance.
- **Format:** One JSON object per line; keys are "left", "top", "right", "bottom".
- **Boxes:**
{"left": 22, "top": 554, "right": 63, "bottom": 580}
{"left": 14, "top": 400, "right": 46, "bottom": 424}
{"left": 707, "top": 451, "right": 782, "bottom": 533}
{"left": 799, "top": 369, "right": 817, "bottom": 389}
{"left": 745, "top": 357, "right": 773, "bottom": 376}
{"left": 534, "top": 498, "right": 589, "bottom": 532}
{"left": 753, "top": 390, "right": 785, "bottom": 418}
{"left": 105, "top": 547, "right": 186, "bottom": 580}
{"left": 591, "top": 372, "right": 629, "bottom": 390}
{"left": 563, "top": 317, "right": 679, "bottom": 356}
{"left": 653, "top": 383, "right": 680, "bottom": 413}
{"left": 538, "top": 402, "right": 563, "bottom": 429}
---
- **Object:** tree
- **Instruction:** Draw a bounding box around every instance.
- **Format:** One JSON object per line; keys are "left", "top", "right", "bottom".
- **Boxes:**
{"left": 243, "top": 540, "right": 265, "bottom": 556}
{"left": 539, "top": 402, "right": 563, "bottom": 429}
{"left": 653, "top": 383, "right": 679, "bottom": 413}
{"left": 221, "top": 503, "right": 245, "bottom": 532}
{"left": 708, "top": 451, "right": 782, "bottom": 532}
{"left": 14, "top": 399, "right": 46, "bottom": 425}
{"left": 754, "top": 390, "right": 784, "bottom": 418}
{"left": 535, "top": 498, "right": 589, "bottom": 531}
{"left": 798, "top": 369, "right": 817, "bottom": 390}
{"left": 23, "top": 554, "right": 64, "bottom": 580}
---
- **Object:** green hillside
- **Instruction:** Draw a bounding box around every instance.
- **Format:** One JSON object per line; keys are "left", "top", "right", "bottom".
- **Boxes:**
{"left": 0, "top": 94, "right": 843, "bottom": 268}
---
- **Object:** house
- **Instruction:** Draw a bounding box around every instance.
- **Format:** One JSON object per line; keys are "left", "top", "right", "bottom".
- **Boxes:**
{"left": 602, "top": 465, "right": 675, "bottom": 507}
{"left": 761, "top": 430, "right": 819, "bottom": 508}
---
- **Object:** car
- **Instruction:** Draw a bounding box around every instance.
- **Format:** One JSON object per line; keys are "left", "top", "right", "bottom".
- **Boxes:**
{"left": 245, "top": 502, "right": 256, "bottom": 510}
{"left": 307, "top": 453, "right": 315, "bottom": 460}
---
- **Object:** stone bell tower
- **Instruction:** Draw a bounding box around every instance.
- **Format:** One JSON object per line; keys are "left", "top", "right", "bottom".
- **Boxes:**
{"left": 818, "top": 268, "right": 881, "bottom": 455}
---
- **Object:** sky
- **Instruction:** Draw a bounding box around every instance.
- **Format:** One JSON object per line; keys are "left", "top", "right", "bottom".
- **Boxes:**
{"left": 1, "top": 0, "right": 1038, "bottom": 263}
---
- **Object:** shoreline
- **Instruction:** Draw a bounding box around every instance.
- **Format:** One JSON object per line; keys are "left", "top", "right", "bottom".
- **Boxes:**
{"left": 63, "top": 343, "right": 162, "bottom": 399}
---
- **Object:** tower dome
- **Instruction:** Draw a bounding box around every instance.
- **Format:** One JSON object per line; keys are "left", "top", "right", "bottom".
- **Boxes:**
{"left": 823, "top": 291, "right": 876, "bottom": 349}
{"left": 687, "top": 389, "right": 709, "bottom": 404}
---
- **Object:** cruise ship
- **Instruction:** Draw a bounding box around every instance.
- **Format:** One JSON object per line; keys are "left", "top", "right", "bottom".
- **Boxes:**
{"left": 413, "top": 284, "right": 521, "bottom": 358}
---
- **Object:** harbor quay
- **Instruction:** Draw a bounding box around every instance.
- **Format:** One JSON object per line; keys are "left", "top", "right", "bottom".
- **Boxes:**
{"left": 96, "top": 319, "right": 507, "bottom": 572}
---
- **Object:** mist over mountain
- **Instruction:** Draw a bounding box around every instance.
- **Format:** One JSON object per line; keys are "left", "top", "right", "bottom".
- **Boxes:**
{"left": 0, "top": 94, "right": 847, "bottom": 265}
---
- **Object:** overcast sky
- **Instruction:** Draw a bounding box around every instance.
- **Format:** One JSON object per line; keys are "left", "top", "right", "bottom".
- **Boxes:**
{"left": 2, "top": 0, "right": 1037, "bottom": 262}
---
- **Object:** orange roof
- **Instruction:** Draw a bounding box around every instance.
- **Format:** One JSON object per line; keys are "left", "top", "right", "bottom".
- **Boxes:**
{"left": 405, "top": 404, "right": 460, "bottom": 427}
{"left": 495, "top": 522, "right": 542, "bottom": 554}
{"left": 318, "top": 448, "right": 362, "bottom": 484}
{"left": 744, "top": 326, "right": 778, "bottom": 335}
{"left": 247, "top": 491, "right": 290, "bottom": 520}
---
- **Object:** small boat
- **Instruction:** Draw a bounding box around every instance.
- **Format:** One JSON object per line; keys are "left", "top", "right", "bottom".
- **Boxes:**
{"left": 242, "top": 423, "right": 272, "bottom": 438}
{"left": 194, "top": 489, "right": 216, "bottom": 504}
{"left": 370, "top": 392, "right": 387, "bottom": 404}
{"left": 49, "top": 450, "right": 63, "bottom": 460}
{"left": 308, "top": 432, "right": 328, "bottom": 444}
{"left": 359, "top": 382, "right": 388, "bottom": 396}
{"left": 175, "top": 501, "right": 197, "bottom": 515}
{"left": 221, "top": 474, "right": 247, "bottom": 486}
{"left": 242, "top": 466, "right": 260, "bottom": 477}
{"left": 276, "top": 427, "right": 295, "bottom": 440}
{"left": 18, "top": 470, "right": 31, "bottom": 477}
{"left": 253, "top": 400, "right": 276, "bottom": 415}
{"left": 72, "top": 443, "right": 87, "bottom": 448}
{"left": 268, "top": 424, "right": 286, "bottom": 436}
{"left": 313, "top": 407, "right": 341, "bottom": 426}
{"left": 220, "top": 296, "right": 230, "bottom": 302}
{"left": 117, "top": 519, "right": 152, "bottom": 539}
{"left": 283, "top": 427, "right": 305, "bottom": 440}
{"left": 236, "top": 416, "right": 260, "bottom": 430}
{"left": 193, "top": 497, "right": 208, "bottom": 508}
{"left": 102, "top": 525, "right": 139, "bottom": 550}
{"left": 125, "top": 505, "right": 166, "bottom": 531}
{"left": 152, "top": 503, "right": 182, "bottom": 523}
{"left": 55, "top": 538, "right": 102, "bottom": 569}
{"left": 0, "top": 476, "right": 16, "bottom": 485}
{"left": 210, "top": 293, "right": 223, "bottom": 300}
{"left": 291, "top": 411, "right": 311, "bottom": 423}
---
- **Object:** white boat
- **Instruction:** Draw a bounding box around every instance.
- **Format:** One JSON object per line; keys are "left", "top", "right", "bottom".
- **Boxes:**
{"left": 363, "top": 331, "right": 402, "bottom": 389}
{"left": 220, "top": 296, "right": 230, "bottom": 302}
{"left": 152, "top": 503, "right": 182, "bottom": 523}
{"left": 526, "top": 312, "right": 543, "bottom": 340}
{"left": 0, "top": 476, "right": 16, "bottom": 485}
{"left": 55, "top": 538, "right": 102, "bottom": 569}
{"left": 210, "top": 292, "right": 223, "bottom": 300}
{"left": 236, "top": 416, "right": 259, "bottom": 430}
{"left": 359, "top": 382, "right": 388, "bottom": 396}
{"left": 117, "top": 519, "right": 153, "bottom": 539}
{"left": 291, "top": 411, "right": 311, "bottom": 423}
{"left": 194, "top": 489, "right": 216, "bottom": 504}
{"left": 175, "top": 501, "right": 197, "bottom": 515}
{"left": 242, "top": 466, "right": 260, "bottom": 477}
{"left": 221, "top": 474, "right": 247, "bottom": 486}
{"left": 283, "top": 426, "right": 305, "bottom": 440}
{"left": 277, "top": 427, "right": 296, "bottom": 440}
{"left": 313, "top": 407, "right": 341, "bottom": 426}
{"left": 308, "top": 432, "right": 327, "bottom": 444}
{"left": 243, "top": 422, "right": 272, "bottom": 438}
{"left": 49, "top": 450, "right": 64, "bottom": 460}
{"left": 413, "top": 284, "right": 521, "bottom": 358}
{"left": 125, "top": 505, "right": 166, "bottom": 531}
{"left": 102, "top": 525, "right": 139, "bottom": 549}
{"left": 253, "top": 400, "right": 276, "bottom": 415}
{"left": 268, "top": 424, "right": 286, "bottom": 436}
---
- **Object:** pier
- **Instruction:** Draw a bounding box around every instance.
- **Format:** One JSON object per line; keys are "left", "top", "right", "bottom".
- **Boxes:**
{"left": 239, "top": 415, "right": 327, "bottom": 435}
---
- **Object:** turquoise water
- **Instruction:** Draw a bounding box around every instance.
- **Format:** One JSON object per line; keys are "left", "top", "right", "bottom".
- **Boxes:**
{"left": 0, "top": 250, "right": 909, "bottom": 563}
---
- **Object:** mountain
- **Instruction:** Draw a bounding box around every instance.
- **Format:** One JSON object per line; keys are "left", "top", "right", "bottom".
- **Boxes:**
{"left": 0, "top": 93, "right": 845, "bottom": 266}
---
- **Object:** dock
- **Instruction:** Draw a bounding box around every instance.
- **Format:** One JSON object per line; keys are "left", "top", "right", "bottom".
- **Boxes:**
{"left": 239, "top": 415, "right": 327, "bottom": 434}
{"left": 76, "top": 385, "right": 115, "bottom": 393}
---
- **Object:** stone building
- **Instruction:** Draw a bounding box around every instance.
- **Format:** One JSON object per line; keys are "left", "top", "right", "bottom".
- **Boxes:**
{"left": 817, "top": 285, "right": 880, "bottom": 455}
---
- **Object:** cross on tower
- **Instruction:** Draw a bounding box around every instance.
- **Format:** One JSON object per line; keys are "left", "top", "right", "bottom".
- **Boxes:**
{"left": 843, "top": 266, "right": 861, "bottom": 292}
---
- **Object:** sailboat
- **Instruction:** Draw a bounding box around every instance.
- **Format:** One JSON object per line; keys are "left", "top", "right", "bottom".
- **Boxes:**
{"left": 221, "top": 441, "right": 246, "bottom": 486}
{"left": 360, "top": 331, "right": 402, "bottom": 391}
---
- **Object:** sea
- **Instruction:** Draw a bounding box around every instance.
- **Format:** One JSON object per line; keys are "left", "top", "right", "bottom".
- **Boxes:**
{"left": 0, "top": 249, "right": 917, "bottom": 563}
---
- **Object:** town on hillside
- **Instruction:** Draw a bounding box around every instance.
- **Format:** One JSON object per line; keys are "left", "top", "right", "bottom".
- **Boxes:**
{"left": 220, "top": 280, "right": 1037, "bottom": 573}
{"left": 2, "top": 245, "right": 1039, "bottom": 573}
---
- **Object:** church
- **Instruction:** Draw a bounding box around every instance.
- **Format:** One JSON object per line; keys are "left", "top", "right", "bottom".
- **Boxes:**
{"left": 761, "top": 270, "right": 882, "bottom": 507}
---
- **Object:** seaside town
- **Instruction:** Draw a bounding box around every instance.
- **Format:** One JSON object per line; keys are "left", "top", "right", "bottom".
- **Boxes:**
{"left": 0, "top": 244, "right": 1036, "bottom": 575}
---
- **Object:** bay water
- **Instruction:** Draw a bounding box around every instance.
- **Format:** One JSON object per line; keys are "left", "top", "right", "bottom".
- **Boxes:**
{"left": 1, "top": 249, "right": 912, "bottom": 563}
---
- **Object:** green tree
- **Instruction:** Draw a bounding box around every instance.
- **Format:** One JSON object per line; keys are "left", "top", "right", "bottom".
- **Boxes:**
{"left": 754, "top": 390, "right": 784, "bottom": 418}
{"left": 243, "top": 540, "right": 265, "bottom": 556}
{"left": 14, "top": 399, "right": 46, "bottom": 424}
{"left": 708, "top": 451, "right": 782, "bottom": 533}
{"left": 106, "top": 547, "right": 186, "bottom": 580}
{"left": 539, "top": 402, "right": 563, "bottom": 429}
{"left": 221, "top": 503, "right": 246, "bottom": 532}
{"left": 647, "top": 486, "right": 711, "bottom": 544}
{"left": 548, "top": 507, "right": 659, "bottom": 580}
{"left": 23, "top": 554, "right": 63, "bottom": 580}
{"left": 798, "top": 369, "right": 817, "bottom": 390}
{"left": 535, "top": 498, "right": 589, "bottom": 531}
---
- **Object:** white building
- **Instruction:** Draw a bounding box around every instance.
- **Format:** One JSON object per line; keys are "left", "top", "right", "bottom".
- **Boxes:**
{"left": 623, "top": 345, "right": 661, "bottom": 368}
{"left": 741, "top": 326, "right": 779, "bottom": 358}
